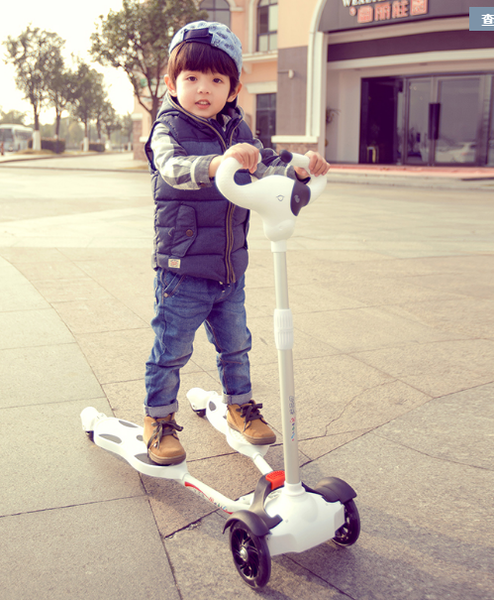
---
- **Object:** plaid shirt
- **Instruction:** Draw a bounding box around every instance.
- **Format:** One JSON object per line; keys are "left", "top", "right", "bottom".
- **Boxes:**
{"left": 150, "top": 115, "right": 295, "bottom": 191}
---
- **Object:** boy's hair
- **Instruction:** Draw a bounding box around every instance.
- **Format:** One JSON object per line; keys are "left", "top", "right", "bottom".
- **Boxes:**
{"left": 167, "top": 42, "right": 240, "bottom": 96}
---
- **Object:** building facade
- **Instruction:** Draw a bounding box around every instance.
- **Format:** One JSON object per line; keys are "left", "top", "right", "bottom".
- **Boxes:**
{"left": 133, "top": 0, "right": 494, "bottom": 167}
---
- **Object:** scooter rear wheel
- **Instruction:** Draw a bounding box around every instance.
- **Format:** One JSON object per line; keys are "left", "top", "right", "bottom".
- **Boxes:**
{"left": 229, "top": 521, "right": 271, "bottom": 588}
{"left": 332, "top": 499, "right": 360, "bottom": 546}
{"left": 191, "top": 407, "right": 206, "bottom": 418}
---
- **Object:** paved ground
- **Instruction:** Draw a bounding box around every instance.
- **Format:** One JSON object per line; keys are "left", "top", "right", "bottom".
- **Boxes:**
{"left": 1, "top": 151, "right": 493, "bottom": 600}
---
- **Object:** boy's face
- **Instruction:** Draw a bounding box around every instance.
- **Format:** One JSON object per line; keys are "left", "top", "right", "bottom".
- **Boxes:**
{"left": 165, "top": 70, "right": 241, "bottom": 120}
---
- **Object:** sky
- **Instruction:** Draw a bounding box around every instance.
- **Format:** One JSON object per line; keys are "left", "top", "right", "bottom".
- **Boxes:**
{"left": 1, "top": 0, "right": 135, "bottom": 123}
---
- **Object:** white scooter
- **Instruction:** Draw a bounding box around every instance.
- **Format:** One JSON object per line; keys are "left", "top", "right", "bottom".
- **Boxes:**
{"left": 81, "top": 150, "right": 360, "bottom": 588}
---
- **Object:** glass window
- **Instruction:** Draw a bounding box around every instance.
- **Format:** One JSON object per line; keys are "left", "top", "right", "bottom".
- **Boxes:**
{"left": 256, "top": 93, "right": 277, "bottom": 149}
{"left": 434, "top": 78, "right": 480, "bottom": 165}
{"left": 201, "top": 0, "right": 230, "bottom": 27}
{"left": 406, "top": 79, "right": 431, "bottom": 164}
{"left": 257, "top": 0, "right": 278, "bottom": 52}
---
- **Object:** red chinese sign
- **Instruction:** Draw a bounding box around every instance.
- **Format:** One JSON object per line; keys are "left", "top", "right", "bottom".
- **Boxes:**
{"left": 345, "top": 0, "right": 429, "bottom": 25}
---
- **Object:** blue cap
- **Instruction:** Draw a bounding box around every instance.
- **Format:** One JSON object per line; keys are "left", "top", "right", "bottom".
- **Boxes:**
{"left": 169, "top": 21, "right": 243, "bottom": 77}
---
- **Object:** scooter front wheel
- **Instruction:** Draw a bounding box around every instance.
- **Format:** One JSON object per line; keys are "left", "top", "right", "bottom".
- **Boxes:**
{"left": 332, "top": 499, "right": 360, "bottom": 547}
{"left": 229, "top": 521, "right": 271, "bottom": 588}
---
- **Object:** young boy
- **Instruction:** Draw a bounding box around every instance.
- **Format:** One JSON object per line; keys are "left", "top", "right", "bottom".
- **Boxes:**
{"left": 143, "top": 21, "right": 330, "bottom": 465}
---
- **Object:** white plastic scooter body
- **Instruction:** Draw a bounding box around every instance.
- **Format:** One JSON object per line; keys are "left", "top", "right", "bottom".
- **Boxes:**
{"left": 81, "top": 405, "right": 256, "bottom": 514}
{"left": 186, "top": 388, "right": 346, "bottom": 551}
{"left": 264, "top": 484, "right": 345, "bottom": 556}
{"left": 186, "top": 388, "right": 271, "bottom": 471}
{"left": 215, "top": 153, "right": 327, "bottom": 245}
{"left": 80, "top": 406, "right": 188, "bottom": 480}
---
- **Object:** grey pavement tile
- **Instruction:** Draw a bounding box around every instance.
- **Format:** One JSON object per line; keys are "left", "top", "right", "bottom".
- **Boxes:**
{"left": 299, "top": 428, "right": 373, "bottom": 460}
{"left": 374, "top": 383, "right": 494, "bottom": 471}
{"left": 0, "top": 247, "right": 68, "bottom": 263}
{"left": 50, "top": 297, "right": 148, "bottom": 334}
{"left": 11, "top": 258, "right": 88, "bottom": 281}
{"left": 164, "top": 512, "right": 350, "bottom": 599}
{"left": 315, "top": 269, "right": 464, "bottom": 309}
{"left": 75, "top": 327, "right": 154, "bottom": 385}
{"left": 0, "top": 343, "right": 104, "bottom": 408}
{"left": 298, "top": 378, "right": 431, "bottom": 460}
{"left": 0, "top": 258, "right": 48, "bottom": 311}
{"left": 60, "top": 247, "right": 152, "bottom": 262}
{"left": 116, "top": 290, "right": 155, "bottom": 323}
{"left": 0, "top": 497, "right": 178, "bottom": 600}
{"left": 354, "top": 338, "right": 494, "bottom": 398}
{"left": 404, "top": 268, "right": 494, "bottom": 300}
{"left": 32, "top": 276, "right": 113, "bottom": 303}
{"left": 0, "top": 399, "right": 143, "bottom": 516}
{"left": 142, "top": 474, "right": 217, "bottom": 538}
{"left": 386, "top": 295, "right": 494, "bottom": 339}
{"left": 295, "top": 306, "right": 462, "bottom": 354}
{"left": 74, "top": 254, "right": 153, "bottom": 286}
{"left": 102, "top": 378, "right": 148, "bottom": 424}
{"left": 298, "top": 432, "right": 494, "bottom": 600}
{"left": 252, "top": 354, "right": 411, "bottom": 441}
{"left": 0, "top": 307, "right": 73, "bottom": 350}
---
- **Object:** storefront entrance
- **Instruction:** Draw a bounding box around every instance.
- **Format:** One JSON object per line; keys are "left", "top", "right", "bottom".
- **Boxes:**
{"left": 360, "top": 74, "right": 494, "bottom": 166}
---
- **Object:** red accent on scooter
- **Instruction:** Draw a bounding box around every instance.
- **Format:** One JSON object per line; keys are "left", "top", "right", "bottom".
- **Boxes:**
{"left": 266, "top": 470, "right": 285, "bottom": 490}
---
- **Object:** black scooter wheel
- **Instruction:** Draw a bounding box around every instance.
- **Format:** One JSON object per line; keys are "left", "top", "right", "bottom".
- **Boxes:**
{"left": 229, "top": 521, "right": 271, "bottom": 588}
{"left": 191, "top": 407, "right": 206, "bottom": 418}
{"left": 332, "top": 499, "right": 360, "bottom": 546}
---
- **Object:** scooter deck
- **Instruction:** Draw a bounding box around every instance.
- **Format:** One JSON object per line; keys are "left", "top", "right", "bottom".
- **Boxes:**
{"left": 81, "top": 398, "right": 271, "bottom": 480}
{"left": 81, "top": 408, "right": 188, "bottom": 480}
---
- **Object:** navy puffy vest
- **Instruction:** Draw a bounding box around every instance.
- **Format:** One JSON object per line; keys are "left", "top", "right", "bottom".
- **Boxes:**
{"left": 146, "top": 97, "right": 254, "bottom": 284}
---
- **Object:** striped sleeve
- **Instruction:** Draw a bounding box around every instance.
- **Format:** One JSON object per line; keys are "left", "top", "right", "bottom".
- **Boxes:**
{"left": 150, "top": 123, "right": 216, "bottom": 190}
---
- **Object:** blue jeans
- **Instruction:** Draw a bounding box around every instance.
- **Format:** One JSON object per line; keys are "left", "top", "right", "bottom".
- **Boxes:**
{"left": 144, "top": 269, "right": 252, "bottom": 418}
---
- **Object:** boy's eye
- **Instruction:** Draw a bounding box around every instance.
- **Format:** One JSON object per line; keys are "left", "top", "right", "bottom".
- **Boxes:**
{"left": 213, "top": 78, "right": 223, "bottom": 84}
{"left": 187, "top": 76, "right": 197, "bottom": 82}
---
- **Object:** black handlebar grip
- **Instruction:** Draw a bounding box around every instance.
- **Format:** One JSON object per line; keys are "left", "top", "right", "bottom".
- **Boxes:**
{"left": 279, "top": 149, "right": 293, "bottom": 164}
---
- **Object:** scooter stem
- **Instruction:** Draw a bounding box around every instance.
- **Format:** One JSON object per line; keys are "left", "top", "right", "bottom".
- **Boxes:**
{"left": 272, "top": 248, "right": 300, "bottom": 485}
{"left": 215, "top": 154, "right": 328, "bottom": 487}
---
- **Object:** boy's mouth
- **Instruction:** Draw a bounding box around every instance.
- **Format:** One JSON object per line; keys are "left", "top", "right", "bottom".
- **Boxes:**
{"left": 196, "top": 100, "right": 210, "bottom": 106}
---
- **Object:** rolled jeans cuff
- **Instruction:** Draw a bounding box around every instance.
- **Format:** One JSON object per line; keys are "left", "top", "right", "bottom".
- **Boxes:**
{"left": 144, "top": 400, "right": 179, "bottom": 419}
{"left": 223, "top": 391, "right": 252, "bottom": 406}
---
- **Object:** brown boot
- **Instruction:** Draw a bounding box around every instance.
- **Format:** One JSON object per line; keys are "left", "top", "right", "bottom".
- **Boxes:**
{"left": 143, "top": 414, "right": 186, "bottom": 465}
{"left": 227, "top": 400, "right": 276, "bottom": 445}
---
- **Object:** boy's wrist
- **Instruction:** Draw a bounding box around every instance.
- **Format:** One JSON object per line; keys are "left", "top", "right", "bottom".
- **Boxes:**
{"left": 208, "top": 155, "right": 222, "bottom": 179}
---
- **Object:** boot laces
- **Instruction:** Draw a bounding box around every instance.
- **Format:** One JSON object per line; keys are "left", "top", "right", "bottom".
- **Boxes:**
{"left": 148, "top": 417, "right": 183, "bottom": 450}
{"left": 237, "top": 400, "right": 267, "bottom": 431}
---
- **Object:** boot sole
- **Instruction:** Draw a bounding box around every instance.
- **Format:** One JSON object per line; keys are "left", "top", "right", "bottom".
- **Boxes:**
{"left": 147, "top": 451, "right": 186, "bottom": 466}
{"left": 227, "top": 423, "right": 276, "bottom": 445}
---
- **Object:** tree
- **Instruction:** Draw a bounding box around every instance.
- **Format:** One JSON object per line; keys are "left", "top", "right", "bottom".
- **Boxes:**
{"left": 70, "top": 60, "right": 108, "bottom": 151}
{"left": 0, "top": 109, "right": 27, "bottom": 125}
{"left": 47, "top": 64, "right": 77, "bottom": 140}
{"left": 3, "top": 25, "right": 65, "bottom": 149}
{"left": 100, "top": 101, "right": 119, "bottom": 149}
{"left": 90, "top": 0, "right": 207, "bottom": 123}
{"left": 120, "top": 112, "right": 134, "bottom": 150}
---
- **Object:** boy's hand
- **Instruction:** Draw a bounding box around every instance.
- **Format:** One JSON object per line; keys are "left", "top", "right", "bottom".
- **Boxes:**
{"left": 223, "top": 143, "right": 260, "bottom": 173}
{"left": 294, "top": 151, "right": 330, "bottom": 179}
{"left": 209, "top": 143, "right": 259, "bottom": 178}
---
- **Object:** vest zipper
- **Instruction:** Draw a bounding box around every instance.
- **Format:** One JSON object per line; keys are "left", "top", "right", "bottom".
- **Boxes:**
{"left": 224, "top": 120, "right": 242, "bottom": 284}
{"left": 170, "top": 99, "right": 242, "bottom": 284}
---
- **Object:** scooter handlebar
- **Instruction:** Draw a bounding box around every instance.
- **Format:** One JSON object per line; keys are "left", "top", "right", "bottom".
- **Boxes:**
{"left": 215, "top": 151, "right": 327, "bottom": 243}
